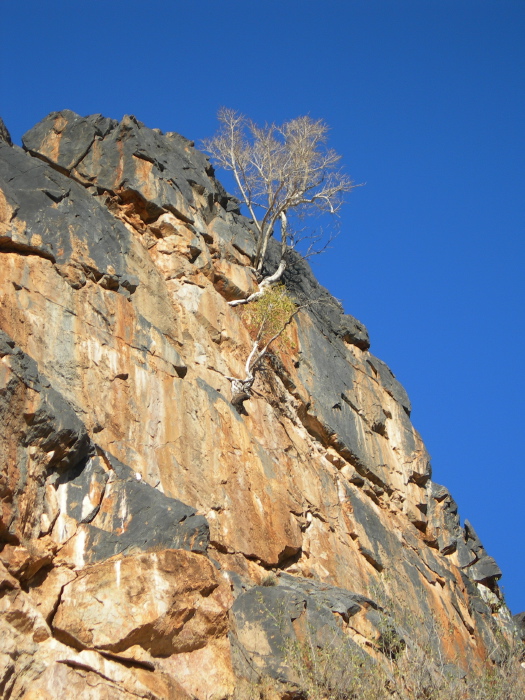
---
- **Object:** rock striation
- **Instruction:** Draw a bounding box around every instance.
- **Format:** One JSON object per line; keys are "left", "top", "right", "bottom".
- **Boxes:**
{"left": 0, "top": 110, "right": 519, "bottom": 698}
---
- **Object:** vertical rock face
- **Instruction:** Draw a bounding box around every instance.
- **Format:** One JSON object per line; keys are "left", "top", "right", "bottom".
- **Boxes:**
{"left": 0, "top": 111, "right": 517, "bottom": 697}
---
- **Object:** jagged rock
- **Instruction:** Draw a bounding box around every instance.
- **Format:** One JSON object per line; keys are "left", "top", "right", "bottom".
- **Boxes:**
{"left": 339, "top": 313, "right": 371, "bottom": 350}
{"left": 0, "top": 110, "right": 514, "bottom": 697}
{"left": 367, "top": 354, "right": 412, "bottom": 416}
{"left": 466, "top": 556, "right": 502, "bottom": 584}
{"left": 464, "top": 519, "right": 486, "bottom": 555}
{"left": 0, "top": 329, "right": 91, "bottom": 542}
{"left": 0, "top": 140, "right": 136, "bottom": 287}
{"left": 53, "top": 451, "right": 209, "bottom": 564}
{"left": 23, "top": 110, "right": 220, "bottom": 225}
{"left": 0, "top": 617, "right": 191, "bottom": 700}
{"left": 0, "top": 117, "right": 12, "bottom": 146}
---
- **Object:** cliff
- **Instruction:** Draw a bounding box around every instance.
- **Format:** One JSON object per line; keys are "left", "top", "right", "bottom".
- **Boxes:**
{"left": 0, "top": 111, "right": 518, "bottom": 698}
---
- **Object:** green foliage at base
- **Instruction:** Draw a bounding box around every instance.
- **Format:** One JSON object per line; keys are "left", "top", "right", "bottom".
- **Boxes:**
{"left": 240, "top": 285, "right": 297, "bottom": 355}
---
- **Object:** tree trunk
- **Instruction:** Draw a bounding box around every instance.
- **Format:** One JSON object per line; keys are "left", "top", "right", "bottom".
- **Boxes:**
{"left": 228, "top": 258, "right": 287, "bottom": 307}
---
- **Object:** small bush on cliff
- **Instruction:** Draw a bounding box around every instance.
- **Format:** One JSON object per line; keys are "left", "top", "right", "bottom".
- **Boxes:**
{"left": 261, "top": 573, "right": 278, "bottom": 587}
{"left": 272, "top": 637, "right": 525, "bottom": 700}
{"left": 226, "top": 285, "right": 298, "bottom": 409}
{"left": 240, "top": 284, "right": 297, "bottom": 355}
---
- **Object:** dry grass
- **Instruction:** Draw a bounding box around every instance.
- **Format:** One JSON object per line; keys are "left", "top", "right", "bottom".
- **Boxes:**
{"left": 234, "top": 622, "right": 525, "bottom": 700}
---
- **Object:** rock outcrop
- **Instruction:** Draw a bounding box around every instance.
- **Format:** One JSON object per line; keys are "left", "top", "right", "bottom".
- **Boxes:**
{"left": 0, "top": 110, "right": 519, "bottom": 698}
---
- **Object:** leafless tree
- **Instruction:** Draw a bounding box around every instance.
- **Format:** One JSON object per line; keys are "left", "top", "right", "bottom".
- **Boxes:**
{"left": 204, "top": 109, "right": 354, "bottom": 305}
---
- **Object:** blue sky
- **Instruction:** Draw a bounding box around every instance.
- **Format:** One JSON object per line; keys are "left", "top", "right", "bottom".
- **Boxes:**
{"left": 2, "top": 0, "right": 524, "bottom": 612}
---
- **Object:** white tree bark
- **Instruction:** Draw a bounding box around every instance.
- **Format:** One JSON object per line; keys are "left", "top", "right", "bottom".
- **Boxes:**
{"left": 228, "top": 258, "right": 287, "bottom": 307}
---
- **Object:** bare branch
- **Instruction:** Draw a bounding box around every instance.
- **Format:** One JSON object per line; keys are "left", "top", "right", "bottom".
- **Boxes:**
{"left": 225, "top": 292, "right": 333, "bottom": 410}
{"left": 204, "top": 110, "right": 355, "bottom": 286}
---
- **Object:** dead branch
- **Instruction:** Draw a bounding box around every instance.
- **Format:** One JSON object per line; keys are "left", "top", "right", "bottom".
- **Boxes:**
{"left": 225, "top": 295, "right": 331, "bottom": 411}
{"left": 204, "top": 109, "right": 354, "bottom": 302}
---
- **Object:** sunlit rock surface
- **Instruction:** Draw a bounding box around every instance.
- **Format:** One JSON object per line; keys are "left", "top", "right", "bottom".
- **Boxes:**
{"left": 0, "top": 110, "right": 517, "bottom": 697}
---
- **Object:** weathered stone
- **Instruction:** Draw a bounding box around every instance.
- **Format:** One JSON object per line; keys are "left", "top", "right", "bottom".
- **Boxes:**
{"left": 367, "top": 354, "right": 412, "bottom": 416}
{"left": 53, "top": 452, "right": 210, "bottom": 564}
{"left": 339, "top": 313, "right": 371, "bottom": 350}
{"left": 0, "top": 588, "right": 51, "bottom": 642}
{"left": 0, "top": 111, "right": 513, "bottom": 696}
{"left": 466, "top": 556, "right": 502, "bottom": 584}
{"left": 278, "top": 572, "right": 374, "bottom": 618}
{"left": 0, "top": 623, "right": 191, "bottom": 700}
{"left": 0, "top": 117, "right": 12, "bottom": 146}
{"left": 0, "top": 331, "right": 91, "bottom": 541}
{"left": 230, "top": 582, "right": 369, "bottom": 686}
{"left": 0, "top": 141, "right": 134, "bottom": 285}
{"left": 156, "top": 637, "right": 236, "bottom": 700}
{"left": 23, "top": 111, "right": 220, "bottom": 224}
{"left": 464, "top": 519, "right": 485, "bottom": 556}
{"left": 26, "top": 565, "right": 77, "bottom": 623}
{"left": 53, "top": 549, "right": 228, "bottom": 656}
{"left": 0, "top": 538, "right": 56, "bottom": 582}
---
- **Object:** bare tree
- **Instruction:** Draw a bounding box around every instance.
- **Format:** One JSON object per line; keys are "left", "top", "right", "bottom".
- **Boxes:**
{"left": 204, "top": 109, "right": 354, "bottom": 305}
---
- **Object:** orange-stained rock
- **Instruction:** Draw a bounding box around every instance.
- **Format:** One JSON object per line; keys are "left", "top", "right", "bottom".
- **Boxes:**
{"left": 0, "top": 538, "right": 57, "bottom": 582}
{"left": 26, "top": 565, "right": 77, "bottom": 623}
{"left": 157, "top": 637, "right": 236, "bottom": 700}
{"left": 53, "top": 549, "right": 229, "bottom": 656}
{"left": 0, "top": 111, "right": 518, "bottom": 697}
{"left": 0, "top": 588, "right": 51, "bottom": 642}
{"left": 0, "top": 623, "right": 191, "bottom": 700}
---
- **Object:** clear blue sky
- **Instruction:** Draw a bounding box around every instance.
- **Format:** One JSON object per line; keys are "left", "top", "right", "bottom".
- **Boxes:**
{"left": 2, "top": 1, "right": 524, "bottom": 612}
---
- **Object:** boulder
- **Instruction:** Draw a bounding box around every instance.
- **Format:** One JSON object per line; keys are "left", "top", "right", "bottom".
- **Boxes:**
{"left": 53, "top": 549, "right": 228, "bottom": 656}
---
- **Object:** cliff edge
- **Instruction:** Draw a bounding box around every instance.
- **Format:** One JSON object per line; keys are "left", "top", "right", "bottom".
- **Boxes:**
{"left": 0, "top": 111, "right": 518, "bottom": 698}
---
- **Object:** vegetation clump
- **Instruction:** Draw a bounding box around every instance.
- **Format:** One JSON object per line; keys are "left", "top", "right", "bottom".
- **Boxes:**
{"left": 226, "top": 285, "right": 298, "bottom": 410}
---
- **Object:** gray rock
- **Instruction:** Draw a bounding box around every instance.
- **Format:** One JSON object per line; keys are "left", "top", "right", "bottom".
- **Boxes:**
{"left": 455, "top": 539, "right": 477, "bottom": 568}
{"left": 513, "top": 612, "right": 525, "bottom": 641}
{"left": 211, "top": 211, "right": 257, "bottom": 259}
{"left": 338, "top": 313, "right": 370, "bottom": 350}
{"left": 0, "top": 332, "right": 92, "bottom": 541}
{"left": 57, "top": 451, "right": 210, "bottom": 562}
{"left": 230, "top": 582, "right": 369, "bottom": 685}
{"left": 277, "top": 572, "right": 376, "bottom": 617}
{"left": 0, "top": 330, "right": 90, "bottom": 472}
{"left": 0, "top": 116, "right": 12, "bottom": 146}
{"left": 466, "top": 556, "right": 502, "bottom": 584}
{"left": 0, "top": 331, "right": 204, "bottom": 556}
{"left": 367, "top": 355, "right": 412, "bottom": 416}
{"left": 0, "top": 142, "right": 132, "bottom": 287}
{"left": 23, "top": 109, "right": 114, "bottom": 171}
{"left": 429, "top": 482, "right": 450, "bottom": 502}
{"left": 463, "top": 519, "right": 485, "bottom": 556}
{"left": 23, "top": 111, "right": 221, "bottom": 223}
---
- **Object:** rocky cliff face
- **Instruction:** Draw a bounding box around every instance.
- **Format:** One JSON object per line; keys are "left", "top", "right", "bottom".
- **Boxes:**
{"left": 0, "top": 110, "right": 517, "bottom": 698}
